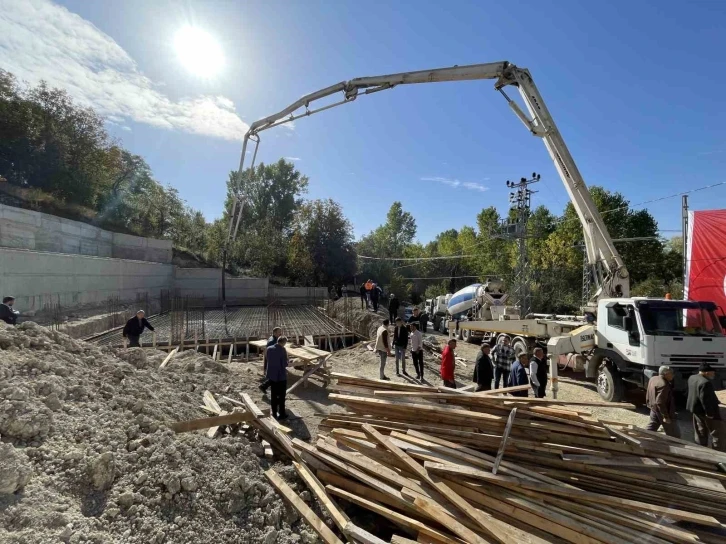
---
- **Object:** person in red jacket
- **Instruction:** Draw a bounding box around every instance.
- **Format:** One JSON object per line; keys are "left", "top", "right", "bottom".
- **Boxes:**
{"left": 441, "top": 338, "right": 457, "bottom": 388}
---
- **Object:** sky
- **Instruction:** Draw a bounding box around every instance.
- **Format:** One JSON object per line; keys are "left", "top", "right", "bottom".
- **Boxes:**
{"left": 1, "top": 0, "right": 725, "bottom": 243}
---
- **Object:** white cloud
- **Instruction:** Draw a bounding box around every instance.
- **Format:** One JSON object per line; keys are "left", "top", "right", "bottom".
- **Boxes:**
{"left": 0, "top": 0, "right": 249, "bottom": 141}
{"left": 421, "top": 176, "right": 488, "bottom": 192}
{"left": 462, "top": 181, "right": 488, "bottom": 192}
{"left": 284, "top": 156, "right": 301, "bottom": 161}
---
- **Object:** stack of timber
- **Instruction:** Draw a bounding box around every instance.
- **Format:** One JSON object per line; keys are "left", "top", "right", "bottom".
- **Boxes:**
{"left": 270, "top": 374, "right": 726, "bottom": 544}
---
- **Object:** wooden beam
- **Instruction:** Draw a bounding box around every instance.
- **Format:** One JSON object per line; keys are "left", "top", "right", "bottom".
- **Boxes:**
{"left": 293, "top": 461, "right": 349, "bottom": 532}
{"left": 159, "top": 347, "right": 178, "bottom": 368}
{"left": 343, "top": 522, "right": 388, "bottom": 544}
{"left": 171, "top": 411, "right": 255, "bottom": 433}
{"left": 264, "top": 469, "right": 343, "bottom": 544}
{"left": 492, "top": 408, "right": 517, "bottom": 475}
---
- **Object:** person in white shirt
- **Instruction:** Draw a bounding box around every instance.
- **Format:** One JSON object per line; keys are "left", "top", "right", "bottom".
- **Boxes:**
{"left": 530, "top": 347, "right": 547, "bottom": 398}
{"left": 409, "top": 322, "right": 424, "bottom": 380}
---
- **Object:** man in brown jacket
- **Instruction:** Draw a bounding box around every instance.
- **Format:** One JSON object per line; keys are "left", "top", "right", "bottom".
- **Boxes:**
{"left": 646, "top": 365, "right": 680, "bottom": 438}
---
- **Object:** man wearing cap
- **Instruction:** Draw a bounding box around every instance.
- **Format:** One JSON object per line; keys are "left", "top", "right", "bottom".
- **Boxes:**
{"left": 122, "top": 310, "right": 155, "bottom": 348}
{"left": 0, "top": 296, "right": 20, "bottom": 325}
{"left": 687, "top": 363, "right": 724, "bottom": 450}
{"left": 265, "top": 336, "right": 290, "bottom": 420}
{"left": 646, "top": 366, "right": 679, "bottom": 437}
{"left": 260, "top": 327, "right": 283, "bottom": 395}
{"left": 388, "top": 293, "right": 399, "bottom": 323}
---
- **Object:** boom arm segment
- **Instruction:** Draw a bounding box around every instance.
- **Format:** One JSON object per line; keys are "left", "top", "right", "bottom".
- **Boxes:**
{"left": 228, "top": 61, "right": 629, "bottom": 306}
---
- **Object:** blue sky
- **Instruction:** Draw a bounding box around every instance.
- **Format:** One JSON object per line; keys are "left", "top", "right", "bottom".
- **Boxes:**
{"left": 1, "top": 0, "right": 725, "bottom": 242}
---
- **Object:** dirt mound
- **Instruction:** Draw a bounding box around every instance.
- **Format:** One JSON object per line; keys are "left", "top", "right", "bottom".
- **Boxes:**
{"left": 0, "top": 322, "right": 314, "bottom": 544}
{"left": 326, "top": 297, "right": 386, "bottom": 339}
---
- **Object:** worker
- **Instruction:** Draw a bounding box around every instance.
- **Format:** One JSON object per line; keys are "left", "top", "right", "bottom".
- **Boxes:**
{"left": 259, "top": 327, "right": 283, "bottom": 394}
{"left": 466, "top": 310, "right": 473, "bottom": 321}
{"left": 370, "top": 283, "right": 381, "bottom": 312}
{"left": 687, "top": 363, "right": 724, "bottom": 450}
{"left": 508, "top": 353, "right": 530, "bottom": 397}
{"left": 365, "top": 279, "right": 374, "bottom": 306}
{"left": 410, "top": 322, "right": 424, "bottom": 381}
{"left": 472, "top": 343, "right": 493, "bottom": 392}
{"left": 359, "top": 283, "right": 368, "bottom": 310}
{"left": 441, "top": 338, "right": 457, "bottom": 388}
{"left": 265, "top": 336, "right": 289, "bottom": 420}
{"left": 388, "top": 293, "right": 400, "bottom": 322}
{"left": 375, "top": 319, "right": 392, "bottom": 380}
{"left": 646, "top": 366, "right": 679, "bottom": 438}
{"left": 410, "top": 307, "right": 427, "bottom": 334}
{"left": 392, "top": 317, "right": 409, "bottom": 376}
{"left": 0, "top": 296, "right": 20, "bottom": 325}
{"left": 122, "top": 310, "right": 154, "bottom": 348}
{"left": 529, "top": 347, "right": 548, "bottom": 398}
{"left": 492, "top": 336, "right": 515, "bottom": 389}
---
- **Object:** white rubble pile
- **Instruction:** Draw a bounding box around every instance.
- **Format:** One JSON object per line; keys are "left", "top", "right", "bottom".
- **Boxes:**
{"left": 0, "top": 322, "right": 316, "bottom": 544}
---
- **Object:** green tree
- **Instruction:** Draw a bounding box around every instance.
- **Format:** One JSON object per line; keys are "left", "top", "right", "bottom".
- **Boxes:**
{"left": 288, "top": 199, "right": 357, "bottom": 287}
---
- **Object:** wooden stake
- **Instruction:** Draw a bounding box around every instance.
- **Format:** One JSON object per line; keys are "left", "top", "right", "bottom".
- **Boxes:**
{"left": 493, "top": 407, "right": 516, "bottom": 475}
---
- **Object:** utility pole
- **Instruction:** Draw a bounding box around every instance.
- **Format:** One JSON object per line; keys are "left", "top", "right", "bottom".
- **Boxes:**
{"left": 505, "top": 173, "right": 540, "bottom": 316}
{"left": 682, "top": 195, "right": 688, "bottom": 298}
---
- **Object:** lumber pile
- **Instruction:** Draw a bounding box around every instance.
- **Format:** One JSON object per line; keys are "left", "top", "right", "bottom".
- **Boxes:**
{"left": 271, "top": 374, "right": 726, "bottom": 544}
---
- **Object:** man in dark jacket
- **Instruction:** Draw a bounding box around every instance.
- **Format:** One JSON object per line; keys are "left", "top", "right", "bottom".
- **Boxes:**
{"left": 359, "top": 283, "right": 368, "bottom": 310}
{"left": 260, "top": 327, "right": 283, "bottom": 394}
{"left": 529, "top": 347, "right": 548, "bottom": 398}
{"left": 370, "top": 284, "right": 380, "bottom": 312}
{"left": 392, "top": 317, "right": 409, "bottom": 376}
{"left": 646, "top": 365, "right": 679, "bottom": 437}
{"left": 265, "top": 336, "right": 289, "bottom": 419}
{"left": 472, "top": 343, "right": 493, "bottom": 392}
{"left": 122, "top": 310, "right": 154, "bottom": 347}
{"left": 687, "top": 363, "right": 724, "bottom": 450}
{"left": 388, "top": 294, "right": 400, "bottom": 322}
{"left": 0, "top": 296, "right": 19, "bottom": 325}
{"left": 409, "top": 307, "right": 427, "bottom": 334}
{"left": 508, "top": 353, "right": 530, "bottom": 397}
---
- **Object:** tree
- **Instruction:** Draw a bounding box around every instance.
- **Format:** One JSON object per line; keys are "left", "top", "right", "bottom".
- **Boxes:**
{"left": 288, "top": 199, "right": 357, "bottom": 287}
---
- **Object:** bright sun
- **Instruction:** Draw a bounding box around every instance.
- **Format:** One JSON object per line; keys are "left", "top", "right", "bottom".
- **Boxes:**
{"left": 174, "top": 26, "right": 224, "bottom": 77}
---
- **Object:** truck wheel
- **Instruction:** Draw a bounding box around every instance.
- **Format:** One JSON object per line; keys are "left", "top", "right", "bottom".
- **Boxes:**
{"left": 597, "top": 362, "right": 625, "bottom": 402}
{"left": 457, "top": 328, "right": 463, "bottom": 341}
{"left": 462, "top": 328, "right": 472, "bottom": 343}
{"left": 512, "top": 338, "right": 528, "bottom": 359}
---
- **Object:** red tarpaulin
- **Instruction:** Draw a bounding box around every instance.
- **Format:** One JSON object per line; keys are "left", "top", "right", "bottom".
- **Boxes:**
{"left": 685, "top": 210, "right": 726, "bottom": 318}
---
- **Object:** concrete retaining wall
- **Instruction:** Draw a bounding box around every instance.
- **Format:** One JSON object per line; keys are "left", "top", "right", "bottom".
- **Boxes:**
{"left": 0, "top": 248, "right": 174, "bottom": 312}
{"left": 0, "top": 204, "right": 172, "bottom": 263}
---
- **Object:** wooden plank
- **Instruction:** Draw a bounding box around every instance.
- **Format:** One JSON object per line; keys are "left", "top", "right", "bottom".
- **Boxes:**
{"left": 402, "top": 490, "right": 491, "bottom": 544}
{"left": 171, "top": 411, "right": 255, "bottom": 433}
{"left": 344, "top": 522, "right": 388, "bottom": 544}
{"left": 159, "top": 347, "right": 178, "bottom": 368}
{"left": 492, "top": 408, "right": 516, "bottom": 475}
{"left": 476, "top": 384, "right": 531, "bottom": 396}
{"left": 424, "top": 462, "right": 723, "bottom": 528}
{"left": 212, "top": 343, "right": 218, "bottom": 360}
{"left": 264, "top": 469, "right": 343, "bottom": 544}
{"left": 561, "top": 455, "right": 666, "bottom": 468}
{"left": 240, "top": 393, "right": 265, "bottom": 418}
{"left": 603, "top": 424, "right": 641, "bottom": 446}
{"left": 293, "top": 461, "right": 349, "bottom": 533}
{"left": 361, "top": 424, "right": 514, "bottom": 544}
{"left": 325, "top": 485, "right": 459, "bottom": 544}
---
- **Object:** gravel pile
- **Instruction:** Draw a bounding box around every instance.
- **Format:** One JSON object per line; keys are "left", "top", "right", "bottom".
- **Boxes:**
{"left": 0, "top": 321, "right": 316, "bottom": 544}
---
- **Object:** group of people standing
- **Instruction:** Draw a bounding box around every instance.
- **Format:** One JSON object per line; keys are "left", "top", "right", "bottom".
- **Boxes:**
{"left": 645, "top": 362, "right": 724, "bottom": 450}
{"left": 359, "top": 280, "right": 382, "bottom": 312}
{"left": 465, "top": 335, "right": 547, "bottom": 397}
{"left": 374, "top": 316, "right": 426, "bottom": 381}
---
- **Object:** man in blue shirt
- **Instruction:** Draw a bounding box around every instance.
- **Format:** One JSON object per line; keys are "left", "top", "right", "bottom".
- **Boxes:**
{"left": 265, "top": 336, "right": 290, "bottom": 420}
{"left": 260, "top": 327, "right": 283, "bottom": 394}
{"left": 508, "top": 352, "right": 530, "bottom": 397}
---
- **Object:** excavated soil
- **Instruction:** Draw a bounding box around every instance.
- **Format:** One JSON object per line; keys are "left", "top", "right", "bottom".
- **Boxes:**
{"left": 0, "top": 322, "right": 324, "bottom": 544}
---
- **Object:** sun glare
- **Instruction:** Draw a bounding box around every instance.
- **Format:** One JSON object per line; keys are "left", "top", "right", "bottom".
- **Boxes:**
{"left": 174, "top": 26, "right": 224, "bottom": 78}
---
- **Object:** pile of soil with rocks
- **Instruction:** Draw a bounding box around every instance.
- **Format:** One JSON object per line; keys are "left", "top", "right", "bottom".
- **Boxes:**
{"left": 0, "top": 321, "right": 319, "bottom": 544}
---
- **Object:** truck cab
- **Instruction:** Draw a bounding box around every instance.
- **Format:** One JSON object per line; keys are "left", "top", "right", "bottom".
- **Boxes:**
{"left": 590, "top": 297, "right": 726, "bottom": 401}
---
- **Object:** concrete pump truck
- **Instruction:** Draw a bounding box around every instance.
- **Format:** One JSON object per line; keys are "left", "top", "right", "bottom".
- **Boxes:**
{"left": 223, "top": 61, "right": 726, "bottom": 402}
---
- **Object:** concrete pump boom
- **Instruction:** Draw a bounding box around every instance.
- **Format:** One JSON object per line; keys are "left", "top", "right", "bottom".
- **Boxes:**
{"left": 226, "top": 61, "right": 630, "bottom": 307}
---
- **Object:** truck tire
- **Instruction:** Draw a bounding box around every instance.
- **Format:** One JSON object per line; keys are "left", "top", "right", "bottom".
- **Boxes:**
{"left": 440, "top": 320, "right": 448, "bottom": 334}
{"left": 512, "top": 338, "right": 528, "bottom": 359}
{"left": 462, "top": 328, "right": 473, "bottom": 343}
{"left": 597, "top": 362, "right": 625, "bottom": 403}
